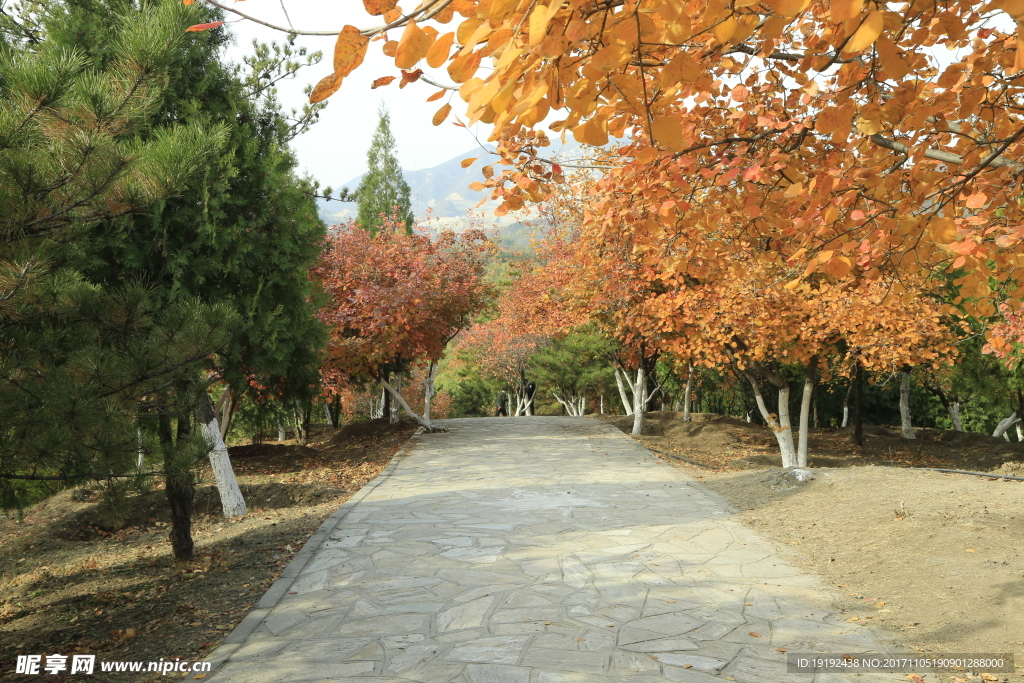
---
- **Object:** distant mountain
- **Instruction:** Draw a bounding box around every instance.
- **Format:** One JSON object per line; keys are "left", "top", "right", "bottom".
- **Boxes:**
{"left": 316, "top": 140, "right": 591, "bottom": 249}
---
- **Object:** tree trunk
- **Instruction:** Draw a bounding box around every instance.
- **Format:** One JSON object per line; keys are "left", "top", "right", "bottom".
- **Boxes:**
{"left": 381, "top": 372, "right": 391, "bottom": 421}
{"left": 276, "top": 417, "right": 286, "bottom": 442}
{"left": 196, "top": 393, "right": 246, "bottom": 518}
{"left": 853, "top": 362, "right": 864, "bottom": 447}
{"left": 992, "top": 412, "right": 1020, "bottom": 438}
{"left": 293, "top": 398, "right": 310, "bottom": 445}
{"left": 159, "top": 410, "right": 194, "bottom": 561}
{"left": 797, "top": 358, "right": 817, "bottom": 468}
{"left": 216, "top": 387, "right": 235, "bottom": 441}
{"left": 683, "top": 364, "right": 694, "bottom": 422}
{"left": 631, "top": 366, "right": 646, "bottom": 435}
{"left": 323, "top": 401, "right": 336, "bottom": 428}
{"left": 614, "top": 366, "right": 633, "bottom": 415}
{"left": 422, "top": 361, "right": 439, "bottom": 424}
{"left": 899, "top": 370, "right": 916, "bottom": 439}
{"left": 949, "top": 402, "right": 963, "bottom": 431}
{"left": 600, "top": 393, "right": 604, "bottom": 414}
{"left": 380, "top": 376, "right": 435, "bottom": 431}
{"left": 842, "top": 373, "right": 854, "bottom": 428}
{"left": 743, "top": 369, "right": 797, "bottom": 467}
{"left": 389, "top": 372, "right": 403, "bottom": 423}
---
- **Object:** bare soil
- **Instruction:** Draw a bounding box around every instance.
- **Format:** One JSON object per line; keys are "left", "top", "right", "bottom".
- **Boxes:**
{"left": 0, "top": 419, "right": 417, "bottom": 682}
{"left": 597, "top": 412, "right": 1024, "bottom": 683}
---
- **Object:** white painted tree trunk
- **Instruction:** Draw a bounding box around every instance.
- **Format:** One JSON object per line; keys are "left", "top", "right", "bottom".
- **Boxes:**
{"left": 422, "top": 361, "right": 439, "bottom": 424}
{"left": 136, "top": 428, "right": 144, "bottom": 469}
{"left": 276, "top": 418, "right": 286, "bottom": 442}
{"left": 390, "top": 373, "right": 403, "bottom": 424}
{"left": 946, "top": 401, "right": 962, "bottom": 432}
{"left": 631, "top": 366, "right": 646, "bottom": 435}
{"left": 323, "top": 402, "right": 335, "bottom": 427}
{"left": 614, "top": 366, "right": 633, "bottom": 415}
{"left": 197, "top": 396, "right": 246, "bottom": 518}
{"left": 1017, "top": 423, "right": 1023, "bottom": 442}
{"left": 899, "top": 372, "right": 916, "bottom": 439}
{"left": 842, "top": 404, "right": 849, "bottom": 428}
{"left": 797, "top": 364, "right": 816, "bottom": 468}
{"left": 992, "top": 412, "right": 1020, "bottom": 438}
{"left": 683, "top": 364, "right": 694, "bottom": 422}
{"left": 380, "top": 376, "right": 434, "bottom": 431}
{"left": 600, "top": 393, "right": 604, "bottom": 414}
{"left": 745, "top": 373, "right": 797, "bottom": 467}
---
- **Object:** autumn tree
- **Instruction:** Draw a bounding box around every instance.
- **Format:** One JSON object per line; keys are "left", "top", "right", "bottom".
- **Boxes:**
{"left": 350, "top": 106, "right": 414, "bottom": 235}
{"left": 313, "top": 220, "right": 492, "bottom": 431}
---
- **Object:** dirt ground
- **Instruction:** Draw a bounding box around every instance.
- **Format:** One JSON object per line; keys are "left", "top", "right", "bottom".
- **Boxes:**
{"left": 0, "top": 420, "right": 417, "bottom": 682}
{"left": 598, "top": 412, "right": 1024, "bottom": 683}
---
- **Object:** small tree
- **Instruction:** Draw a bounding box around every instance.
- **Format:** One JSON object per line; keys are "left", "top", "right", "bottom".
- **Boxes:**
{"left": 352, "top": 106, "right": 414, "bottom": 235}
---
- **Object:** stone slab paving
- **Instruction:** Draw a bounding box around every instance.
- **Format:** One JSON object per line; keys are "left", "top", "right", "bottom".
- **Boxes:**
{"left": 207, "top": 417, "right": 902, "bottom": 683}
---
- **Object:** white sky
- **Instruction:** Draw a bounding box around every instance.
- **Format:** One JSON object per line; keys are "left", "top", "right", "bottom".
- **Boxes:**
{"left": 220, "top": 0, "right": 494, "bottom": 187}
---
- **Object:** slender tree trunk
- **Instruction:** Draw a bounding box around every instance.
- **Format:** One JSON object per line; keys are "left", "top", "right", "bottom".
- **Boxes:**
{"left": 600, "top": 393, "right": 604, "bottom": 414}
{"left": 136, "top": 427, "right": 144, "bottom": 469}
{"left": 380, "top": 376, "right": 434, "bottom": 431}
{"left": 743, "top": 369, "right": 798, "bottom": 467}
{"left": 380, "top": 372, "right": 391, "bottom": 421}
{"left": 159, "top": 409, "right": 194, "bottom": 561}
{"left": 949, "top": 402, "right": 963, "bottom": 431}
{"left": 683, "top": 364, "right": 694, "bottom": 422}
{"left": 853, "top": 362, "right": 864, "bottom": 447}
{"left": 813, "top": 399, "right": 819, "bottom": 429}
{"left": 422, "top": 361, "right": 439, "bottom": 424}
{"left": 389, "top": 373, "right": 403, "bottom": 423}
{"left": 842, "top": 373, "right": 854, "bottom": 428}
{"left": 899, "top": 370, "right": 916, "bottom": 439}
{"left": 797, "top": 358, "right": 817, "bottom": 468}
{"left": 992, "top": 412, "right": 1020, "bottom": 438}
{"left": 196, "top": 393, "right": 246, "bottom": 518}
{"left": 216, "top": 387, "right": 235, "bottom": 440}
{"left": 614, "top": 366, "right": 633, "bottom": 415}
{"left": 276, "top": 417, "right": 286, "bottom": 442}
{"left": 293, "top": 398, "right": 310, "bottom": 445}
{"left": 631, "top": 366, "right": 646, "bottom": 435}
{"left": 323, "top": 401, "right": 336, "bottom": 428}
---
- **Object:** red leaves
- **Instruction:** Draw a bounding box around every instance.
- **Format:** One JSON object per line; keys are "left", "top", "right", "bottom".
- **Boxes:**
{"left": 312, "top": 220, "right": 492, "bottom": 384}
{"left": 186, "top": 21, "right": 224, "bottom": 32}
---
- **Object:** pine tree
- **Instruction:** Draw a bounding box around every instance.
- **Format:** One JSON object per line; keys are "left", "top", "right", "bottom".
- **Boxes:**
{"left": 0, "top": 0, "right": 235, "bottom": 561}
{"left": 354, "top": 106, "right": 414, "bottom": 235}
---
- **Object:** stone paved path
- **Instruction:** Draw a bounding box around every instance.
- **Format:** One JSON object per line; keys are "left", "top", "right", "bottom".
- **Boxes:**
{"left": 208, "top": 417, "right": 901, "bottom": 682}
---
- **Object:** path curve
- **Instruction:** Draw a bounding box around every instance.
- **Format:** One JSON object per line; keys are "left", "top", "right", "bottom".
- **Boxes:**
{"left": 208, "top": 417, "right": 899, "bottom": 682}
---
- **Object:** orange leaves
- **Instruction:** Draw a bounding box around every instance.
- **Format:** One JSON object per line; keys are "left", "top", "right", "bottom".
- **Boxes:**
{"left": 930, "top": 218, "right": 959, "bottom": 244}
{"left": 844, "top": 10, "right": 884, "bottom": 52}
{"left": 823, "top": 255, "right": 852, "bottom": 279}
{"left": 447, "top": 50, "right": 481, "bottom": 83}
{"left": 371, "top": 76, "right": 396, "bottom": 88}
{"left": 395, "top": 20, "right": 435, "bottom": 69}
{"left": 334, "top": 26, "right": 370, "bottom": 77}
{"left": 185, "top": 21, "right": 223, "bottom": 31}
{"left": 426, "top": 32, "right": 454, "bottom": 68}
{"left": 310, "top": 26, "right": 368, "bottom": 103}
{"left": 589, "top": 44, "right": 631, "bottom": 72}
{"left": 830, "top": 0, "right": 863, "bottom": 23}
{"left": 363, "top": 0, "right": 396, "bottom": 15}
{"left": 651, "top": 116, "right": 684, "bottom": 152}
{"left": 432, "top": 103, "right": 452, "bottom": 125}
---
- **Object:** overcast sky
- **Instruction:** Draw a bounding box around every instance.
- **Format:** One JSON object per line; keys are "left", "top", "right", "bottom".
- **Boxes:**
{"left": 220, "top": 0, "right": 495, "bottom": 187}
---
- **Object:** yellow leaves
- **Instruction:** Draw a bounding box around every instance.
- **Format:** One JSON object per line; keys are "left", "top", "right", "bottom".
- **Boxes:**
{"left": 713, "top": 17, "right": 737, "bottom": 43}
{"left": 824, "top": 255, "right": 852, "bottom": 278}
{"left": 830, "top": 0, "right": 863, "bottom": 23}
{"left": 991, "top": 0, "right": 1024, "bottom": 18}
{"left": 529, "top": 3, "right": 563, "bottom": 45}
{"left": 876, "top": 38, "right": 911, "bottom": 80}
{"left": 590, "top": 44, "right": 632, "bottom": 72}
{"left": 426, "top": 32, "right": 455, "bottom": 68}
{"left": 573, "top": 117, "right": 609, "bottom": 146}
{"left": 855, "top": 114, "right": 881, "bottom": 135}
{"left": 448, "top": 50, "right": 481, "bottom": 83}
{"left": 432, "top": 103, "right": 452, "bottom": 125}
{"left": 844, "top": 10, "right": 884, "bottom": 52}
{"left": 659, "top": 52, "right": 702, "bottom": 89}
{"left": 651, "top": 116, "right": 684, "bottom": 152}
{"left": 456, "top": 17, "right": 483, "bottom": 46}
{"left": 768, "top": 0, "right": 811, "bottom": 16}
{"left": 363, "top": 0, "right": 396, "bottom": 16}
{"left": 334, "top": 25, "right": 370, "bottom": 78}
{"left": 461, "top": 157, "right": 478, "bottom": 168}
{"left": 310, "top": 73, "right": 342, "bottom": 104}
{"left": 395, "top": 21, "right": 435, "bottom": 69}
{"left": 783, "top": 181, "right": 804, "bottom": 198}
{"left": 930, "top": 217, "right": 959, "bottom": 244}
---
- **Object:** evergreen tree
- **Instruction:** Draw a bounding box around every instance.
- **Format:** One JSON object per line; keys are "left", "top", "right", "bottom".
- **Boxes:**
{"left": 353, "top": 106, "right": 414, "bottom": 234}
{"left": 0, "top": 0, "right": 234, "bottom": 559}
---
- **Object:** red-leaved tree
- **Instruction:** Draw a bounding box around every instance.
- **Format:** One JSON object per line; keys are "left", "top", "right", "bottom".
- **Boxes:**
{"left": 312, "top": 219, "right": 493, "bottom": 431}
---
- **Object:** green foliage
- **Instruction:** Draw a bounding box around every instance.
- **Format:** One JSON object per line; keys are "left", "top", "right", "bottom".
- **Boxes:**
{"left": 352, "top": 106, "right": 414, "bottom": 235}
{"left": 527, "top": 328, "right": 616, "bottom": 413}
{"left": 0, "top": 1, "right": 233, "bottom": 513}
